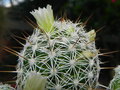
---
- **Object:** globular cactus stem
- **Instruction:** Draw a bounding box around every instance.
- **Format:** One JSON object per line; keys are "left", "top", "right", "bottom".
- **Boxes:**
{"left": 16, "top": 4, "right": 102, "bottom": 90}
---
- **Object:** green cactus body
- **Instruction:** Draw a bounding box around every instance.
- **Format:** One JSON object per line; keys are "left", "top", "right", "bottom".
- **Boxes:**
{"left": 109, "top": 65, "right": 120, "bottom": 90}
{"left": 16, "top": 5, "right": 101, "bottom": 90}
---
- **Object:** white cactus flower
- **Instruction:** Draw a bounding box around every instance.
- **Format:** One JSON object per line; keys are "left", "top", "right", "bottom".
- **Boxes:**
{"left": 30, "top": 5, "right": 54, "bottom": 33}
{"left": 87, "top": 29, "right": 96, "bottom": 41}
{"left": 82, "top": 50, "right": 96, "bottom": 58}
{"left": 23, "top": 71, "right": 47, "bottom": 90}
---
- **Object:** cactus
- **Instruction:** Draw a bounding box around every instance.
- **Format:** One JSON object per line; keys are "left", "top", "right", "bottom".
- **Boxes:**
{"left": 109, "top": 65, "right": 120, "bottom": 90}
{"left": 16, "top": 4, "right": 101, "bottom": 90}
{"left": 0, "top": 83, "right": 15, "bottom": 90}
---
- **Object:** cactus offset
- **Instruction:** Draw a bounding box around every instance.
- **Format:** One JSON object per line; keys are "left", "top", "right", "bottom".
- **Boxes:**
{"left": 16, "top": 5, "right": 101, "bottom": 90}
{"left": 0, "top": 83, "right": 15, "bottom": 90}
{"left": 109, "top": 65, "right": 120, "bottom": 90}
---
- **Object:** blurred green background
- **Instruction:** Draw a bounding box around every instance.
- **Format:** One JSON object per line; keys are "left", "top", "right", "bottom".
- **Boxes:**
{"left": 0, "top": 0, "right": 120, "bottom": 87}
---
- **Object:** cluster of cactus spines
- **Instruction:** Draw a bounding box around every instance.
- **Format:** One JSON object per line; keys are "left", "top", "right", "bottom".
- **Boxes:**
{"left": 109, "top": 65, "right": 120, "bottom": 90}
{"left": 16, "top": 4, "right": 101, "bottom": 90}
{"left": 0, "top": 83, "right": 15, "bottom": 90}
